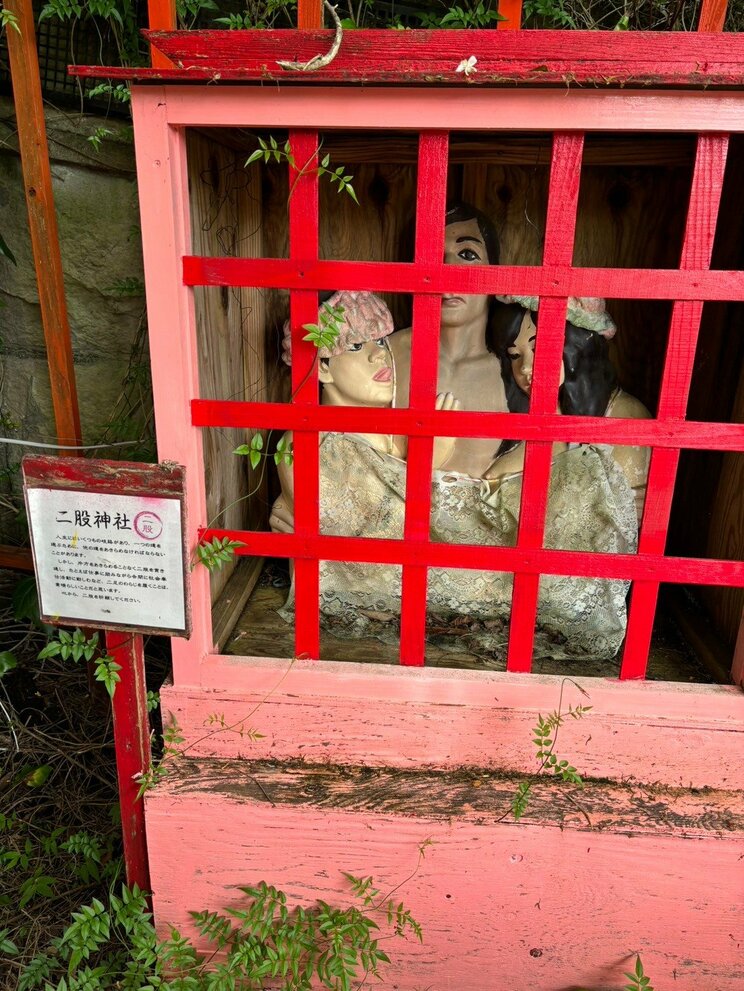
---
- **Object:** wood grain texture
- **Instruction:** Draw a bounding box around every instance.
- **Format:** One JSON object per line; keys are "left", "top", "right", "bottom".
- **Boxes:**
{"left": 211, "top": 556, "right": 264, "bottom": 651}
{"left": 698, "top": 0, "right": 729, "bottom": 31}
{"left": 126, "top": 30, "right": 744, "bottom": 88}
{"left": 188, "top": 131, "right": 266, "bottom": 603}
{"left": 147, "top": 0, "right": 176, "bottom": 69}
{"left": 160, "top": 662, "right": 744, "bottom": 788}
{"left": 0, "top": 546, "right": 34, "bottom": 571}
{"left": 6, "top": 0, "right": 82, "bottom": 449}
{"left": 107, "top": 630, "right": 150, "bottom": 892}
{"left": 144, "top": 758, "right": 744, "bottom": 990}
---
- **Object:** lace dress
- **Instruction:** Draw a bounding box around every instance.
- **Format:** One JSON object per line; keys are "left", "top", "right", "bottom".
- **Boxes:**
{"left": 278, "top": 432, "right": 637, "bottom": 662}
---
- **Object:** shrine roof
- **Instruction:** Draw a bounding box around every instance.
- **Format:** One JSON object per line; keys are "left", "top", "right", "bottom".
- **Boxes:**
{"left": 68, "top": 29, "right": 744, "bottom": 88}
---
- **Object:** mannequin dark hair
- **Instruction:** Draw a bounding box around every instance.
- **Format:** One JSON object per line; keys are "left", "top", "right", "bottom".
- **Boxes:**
{"left": 487, "top": 302, "right": 617, "bottom": 416}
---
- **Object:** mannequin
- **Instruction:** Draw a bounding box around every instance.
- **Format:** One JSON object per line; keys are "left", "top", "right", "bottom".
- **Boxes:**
{"left": 269, "top": 290, "right": 460, "bottom": 536}
{"left": 390, "top": 202, "right": 507, "bottom": 478}
{"left": 488, "top": 298, "right": 651, "bottom": 522}
{"left": 476, "top": 298, "right": 648, "bottom": 660}
{"left": 270, "top": 291, "right": 475, "bottom": 638}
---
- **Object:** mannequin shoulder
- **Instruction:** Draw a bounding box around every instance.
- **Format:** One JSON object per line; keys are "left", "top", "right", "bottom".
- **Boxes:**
{"left": 608, "top": 390, "right": 651, "bottom": 420}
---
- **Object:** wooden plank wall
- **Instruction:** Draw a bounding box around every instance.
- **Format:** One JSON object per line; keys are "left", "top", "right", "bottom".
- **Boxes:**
{"left": 188, "top": 130, "right": 267, "bottom": 603}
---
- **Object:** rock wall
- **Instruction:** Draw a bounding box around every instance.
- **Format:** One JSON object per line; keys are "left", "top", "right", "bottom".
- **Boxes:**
{"left": 0, "top": 96, "right": 148, "bottom": 541}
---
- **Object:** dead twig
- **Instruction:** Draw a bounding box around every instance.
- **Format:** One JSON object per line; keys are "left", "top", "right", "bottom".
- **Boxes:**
{"left": 277, "top": 2, "right": 343, "bottom": 72}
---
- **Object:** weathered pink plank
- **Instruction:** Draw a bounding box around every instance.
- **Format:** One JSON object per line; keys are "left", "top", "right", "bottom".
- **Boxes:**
{"left": 154, "top": 86, "right": 744, "bottom": 134}
{"left": 162, "top": 663, "right": 744, "bottom": 789}
{"left": 130, "top": 86, "right": 211, "bottom": 681}
{"left": 145, "top": 763, "right": 744, "bottom": 991}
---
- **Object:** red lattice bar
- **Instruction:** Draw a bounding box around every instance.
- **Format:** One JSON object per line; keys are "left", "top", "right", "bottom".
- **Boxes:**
{"left": 288, "top": 131, "right": 321, "bottom": 660}
{"left": 192, "top": 401, "right": 744, "bottom": 452}
{"left": 400, "top": 133, "right": 448, "bottom": 667}
{"left": 506, "top": 133, "right": 583, "bottom": 672}
{"left": 183, "top": 257, "right": 744, "bottom": 302}
{"left": 619, "top": 134, "right": 730, "bottom": 679}
{"left": 199, "top": 527, "right": 744, "bottom": 588}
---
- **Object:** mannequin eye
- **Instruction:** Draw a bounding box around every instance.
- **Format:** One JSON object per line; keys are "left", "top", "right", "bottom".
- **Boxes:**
{"left": 347, "top": 342, "right": 364, "bottom": 352}
{"left": 458, "top": 248, "right": 481, "bottom": 262}
{"left": 375, "top": 338, "right": 388, "bottom": 348}
{"left": 507, "top": 351, "right": 519, "bottom": 362}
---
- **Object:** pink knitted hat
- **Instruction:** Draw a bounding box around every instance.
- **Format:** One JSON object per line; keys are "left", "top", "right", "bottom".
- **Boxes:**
{"left": 281, "top": 291, "right": 394, "bottom": 365}
{"left": 495, "top": 295, "right": 617, "bottom": 339}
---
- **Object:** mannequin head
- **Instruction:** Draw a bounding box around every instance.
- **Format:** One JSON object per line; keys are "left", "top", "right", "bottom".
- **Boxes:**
{"left": 441, "top": 202, "right": 500, "bottom": 332}
{"left": 282, "top": 290, "right": 395, "bottom": 407}
{"left": 488, "top": 303, "right": 617, "bottom": 416}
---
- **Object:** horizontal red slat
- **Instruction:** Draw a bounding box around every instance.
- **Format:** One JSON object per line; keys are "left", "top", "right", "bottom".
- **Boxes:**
{"left": 192, "top": 400, "right": 744, "bottom": 452}
{"left": 183, "top": 257, "right": 744, "bottom": 302}
{"left": 201, "top": 527, "right": 744, "bottom": 587}
{"left": 67, "top": 30, "right": 744, "bottom": 87}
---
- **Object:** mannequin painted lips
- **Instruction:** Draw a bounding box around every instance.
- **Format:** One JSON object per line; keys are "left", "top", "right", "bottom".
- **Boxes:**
{"left": 373, "top": 367, "right": 393, "bottom": 383}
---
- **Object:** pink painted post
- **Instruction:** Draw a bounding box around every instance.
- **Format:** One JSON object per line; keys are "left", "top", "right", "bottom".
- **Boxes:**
{"left": 131, "top": 87, "right": 210, "bottom": 683}
{"left": 106, "top": 630, "right": 151, "bottom": 891}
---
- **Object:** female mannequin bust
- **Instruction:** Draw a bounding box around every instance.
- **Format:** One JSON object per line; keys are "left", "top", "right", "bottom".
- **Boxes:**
{"left": 390, "top": 202, "right": 508, "bottom": 477}
{"left": 269, "top": 290, "right": 459, "bottom": 536}
{"left": 486, "top": 298, "right": 651, "bottom": 523}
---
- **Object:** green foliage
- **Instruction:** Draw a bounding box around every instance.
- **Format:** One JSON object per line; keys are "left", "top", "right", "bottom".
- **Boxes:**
{"left": 38, "top": 629, "right": 122, "bottom": 698}
{"left": 194, "top": 535, "right": 246, "bottom": 572}
{"left": 419, "top": 0, "right": 504, "bottom": 27}
{"left": 522, "top": 0, "right": 575, "bottom": 28}
{"left": 302, "top": 302, "right": 345, "bottom": 352}
{"left": 86, "top": 126, "right": 115, "bottom": 153}
{"left": 246, "top": 137, "right": 358, "bottom": 205}
{"left": 2, "top": 819, "right": 117, "bottom": 915}
{"left": 214, "top": 0, "right": 296, "bottom": 30}
{"left": 20, "top": 873, "right": 417, "bottom": 989}
{"left": 235, "top": 432, "right": 265, "bottom": 469}
{"left": 532, "top": 707, "right": 587, "bottom": 785}
{"left": 274, "top": 434, "right": 294, "bottom": 468}
{"left": 0, "top": 7, "right": 21, "bottom": 34}
{"left": 88, "top": 82, "right": 132, "bottom": 104}
{"left": 12, "top": 575, "right": 42, "bottom": 624}
{"left": 146, "top": 690, "right": 160, "bottom": 713}
{"left": 510, "top": 780, "right": 532, "bottom": 821}
{"left": 624, "top": 955, "right": 654, "bottom": 991}
{"left": 135, "top": 716, "right": 184, "bottom": 798}
{"left": 0, "top": 649, "right": 18, "bottom": 677}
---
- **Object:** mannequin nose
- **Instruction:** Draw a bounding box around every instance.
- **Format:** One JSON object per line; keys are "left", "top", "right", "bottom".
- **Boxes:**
{"left": 370, "top": 345, "right": 385, "bottom": 362}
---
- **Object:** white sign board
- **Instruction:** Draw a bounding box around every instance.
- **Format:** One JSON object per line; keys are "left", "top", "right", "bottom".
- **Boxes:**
{"left": 27, "top": 487, "right": 187, "bottom": 635}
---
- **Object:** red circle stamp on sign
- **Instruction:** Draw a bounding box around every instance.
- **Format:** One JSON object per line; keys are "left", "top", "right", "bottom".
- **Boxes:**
{"left": 134, "top": 510, "right": 163, "bottom": 541}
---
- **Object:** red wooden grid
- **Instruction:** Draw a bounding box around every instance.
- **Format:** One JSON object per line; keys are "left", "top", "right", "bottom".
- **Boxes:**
{"left": 191, "top": 126, "right": 742, "bottom": 677}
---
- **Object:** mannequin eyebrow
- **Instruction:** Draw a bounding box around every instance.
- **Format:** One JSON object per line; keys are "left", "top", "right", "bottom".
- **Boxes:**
{"left": 455, "top": 236, "right": 484, "bottom": 245}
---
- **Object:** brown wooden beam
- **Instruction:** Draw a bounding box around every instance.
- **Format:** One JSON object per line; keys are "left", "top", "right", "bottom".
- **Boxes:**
{"left": 4, "top": 0, "right": 82, "bottom": 449}
{"left": 0, "top": 546, "right": 34, "bottom": 571}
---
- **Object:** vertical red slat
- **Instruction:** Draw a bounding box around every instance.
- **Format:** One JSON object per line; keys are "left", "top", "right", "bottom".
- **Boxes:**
{"left": 147, "top": 0, "right": 176, "bottom": 68}
{"left": 698, "top": 0, "right": 728, "bottom": 31}
{"left": 106, "top": 631, "right": 151, "bottom": 892}
{"left": 620, "top": 134, "right": 729, "bottom": 679}
{"left": 399, "top": 132, "right": 449, "bottom": 666}
{"left": 289, "top": 132, "right": 321, "bottom": 659}
{"left": 506, "top": 133, "right": 584, "bottom": 672}
{"left": 497, "top": 0, "right": 523, "bottom": 29}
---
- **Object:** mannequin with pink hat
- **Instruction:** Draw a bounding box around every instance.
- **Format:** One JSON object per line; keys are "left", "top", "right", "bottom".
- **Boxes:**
{"left": 270, "top": 290, "right": 461, "bottom": 537}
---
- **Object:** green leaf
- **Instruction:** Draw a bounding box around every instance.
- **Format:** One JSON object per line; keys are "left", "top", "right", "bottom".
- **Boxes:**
{"left": 0, "top": 651, "right": 17, "bottom": 677}
{"left": 245, "top": 149, "right": 263, "bottom": 166}
{"left": 24, "top": 764, "right": 53, "bottom": 788}
{"left": 12, "top": 576, "right": 40, "bottom": 623}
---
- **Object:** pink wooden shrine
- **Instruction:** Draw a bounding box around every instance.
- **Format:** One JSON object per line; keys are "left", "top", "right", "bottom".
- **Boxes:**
{"left": 74, "top": 27, "right": 744, "bottom": 990}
